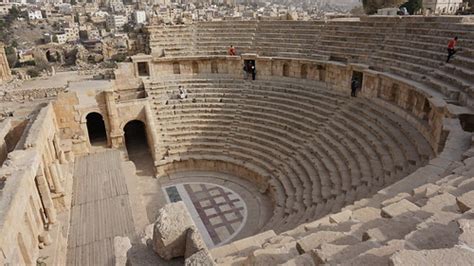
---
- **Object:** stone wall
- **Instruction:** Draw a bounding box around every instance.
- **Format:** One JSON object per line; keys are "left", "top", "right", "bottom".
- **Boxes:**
{"left": 128, "top": 55, "right": 448, "bottom": 154}
{"left": 0, "top": 104, "right": 72, "bottom": 265}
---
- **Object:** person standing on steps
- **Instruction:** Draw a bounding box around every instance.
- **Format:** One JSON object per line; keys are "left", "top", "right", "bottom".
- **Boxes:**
{"left": 243, "top": 62, "right": 249, "bottom": 80}
{"left": 351, "top": 79, "right": 358, "bottom": 97}
{"left": 446, "top": 36, "right": 458, "bottom": 63}
{"left": 251, "top": 63, "right": 256, "bottom": 80}
{"left": 228, "top": 45, "right": 236, "bottom": 56}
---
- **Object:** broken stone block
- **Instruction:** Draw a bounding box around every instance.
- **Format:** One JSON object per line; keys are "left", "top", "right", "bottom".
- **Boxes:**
{"left": 456, "top": 191, "right": 474, "bottom": 213}
{"left": 352, "top": 207, "right": 381, "bottom": 223}
{"left": 279, "top": 253, "right": 315, "bottom": 266}
{"left": 114, "top": 236, "right": 132, "bottom": 266}
{"left": 381, "top": 199, "right": 420, "bottom": 218}
{"left": 185, "top": 226, "right": 207, "bottom": 259}
{"left": 152, "top": 201, "right": 195, "bottom": 260}
{"left": 245, "top": 244, "right": 299, "bottom": 265}
{"left": 185, "top": 249, "right": 216, "bottom": 266}
{"left": 296, "top": 231, "right": 358, "bottom": 254}
{"left": 390, "top": 247, "right": 474, "bottom": 265}
{"left": 329, "top": 210, "right": 352, "bottom": 224}
{"left": 311, "top": 241, "right": 380, "bottom": 264}
{"left": 458, "top": 218, "right": 474, "bottom": 248}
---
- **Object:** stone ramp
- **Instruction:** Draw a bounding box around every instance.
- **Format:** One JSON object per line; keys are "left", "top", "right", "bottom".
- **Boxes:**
{"left": 66, "top": 150, "right": 135, "bottom": 266}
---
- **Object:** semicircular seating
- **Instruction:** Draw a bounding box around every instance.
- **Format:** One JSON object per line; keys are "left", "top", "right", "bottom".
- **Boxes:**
{"left": 146, "top": 75, "right": 434, "bottom": 233}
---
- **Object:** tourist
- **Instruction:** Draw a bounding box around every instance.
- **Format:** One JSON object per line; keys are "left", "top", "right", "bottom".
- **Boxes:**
{"left": 178, "top": 86, "right": 187, "bottom": 99}
{"left": 228, "top": 45, "right": 236, "bottom": 56}
{"left": 351, "top": 79, "right": 358, "bottom": 97}
{"left": 446, "top": 36, "right": 458, "bottom": 63}
{"left": 251, "top": 64, "right": 256, "bottom": 80}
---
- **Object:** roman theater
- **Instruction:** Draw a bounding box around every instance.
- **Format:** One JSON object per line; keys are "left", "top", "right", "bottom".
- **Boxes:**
{"left": 1, "top": 16, "right": 474, "bottom": 265}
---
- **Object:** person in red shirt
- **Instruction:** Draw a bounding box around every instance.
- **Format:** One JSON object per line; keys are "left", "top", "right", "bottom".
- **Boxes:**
{"left": 446, "top": 36, "right": 458, "bottom": 63}
{"left": 228, "top": 45, "right": 236, "bottom": 56}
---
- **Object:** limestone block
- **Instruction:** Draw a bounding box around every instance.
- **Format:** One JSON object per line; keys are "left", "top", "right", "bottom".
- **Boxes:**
{"left": 390, "top": 247, "right": 474, "bottom": 265}
{"left": 381, "top": 193, "right": 411, "bottom": 207}
{"left": 311, "top": 241, "right": 380, "bottom": 265}
{"left": 114, "top": 236, "right": 132, "bottom": 266}
{"left": 278, "top": 253, "right": 315, "bottom": 266}
{"left": 381, "top": 199, "right": 420, "bottom": 218}
{"left": 152, "top": 201, "right": 194, "bottom": 260}
{"left": 244, "top": 244, "right": 299, "bottom": 266}
{"left": 458, "top": 218, "right": 474, "bottom": 248}
{"left": 456, "top": 191, "right": 474, "bottom": 213}
{"left": 412, "top": 183, "right": 440, "bottom": 198}
{"left": 352, "top": 207, "right": 381, "bottom": 223}
{"left": 185, "top": 226, "right": 206, "bottom": 259}
{"left": 329, "top": 210, "right": 352, "bottom": 224}
{"left": 296, "top": 231, "right": 358, "bottom": 254}
{"left": 185, "top": 249, "right": 216, "bottom": 266}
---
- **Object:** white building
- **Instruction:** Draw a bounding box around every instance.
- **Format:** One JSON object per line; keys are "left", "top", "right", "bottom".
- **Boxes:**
{"left": 423, "top": 0, "right": 463, "bottom": 14}
{"left": 53, "top": 32, "right": 67, "bottom": 44}
{"left": 27, "top": 10, "right": 43, "bottom": 20}
{"left": 133, "top": 10, "right": 146, "bottom": 24}
{"left": 106, "top": 14, "right": 127, "bottom": 30}
{"left": 64, "top": 26, "right": 79, "bottom": 41}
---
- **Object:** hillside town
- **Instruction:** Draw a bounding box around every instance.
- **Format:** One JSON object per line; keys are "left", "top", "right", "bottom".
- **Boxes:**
{"left": 0, "top": 0, "right": 471, "bottom": 85}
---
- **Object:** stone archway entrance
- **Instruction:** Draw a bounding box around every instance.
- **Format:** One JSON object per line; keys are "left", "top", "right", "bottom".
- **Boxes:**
{"left": 86, "top": 112, "right": 107, "bottom": 146}
{"left": 123, "top": 120, "right": 153, "bottom": 176}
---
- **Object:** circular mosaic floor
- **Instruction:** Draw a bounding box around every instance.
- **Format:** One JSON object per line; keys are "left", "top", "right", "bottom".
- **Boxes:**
{"left": 160, "top": 171, "right": 272, "bottom": 248}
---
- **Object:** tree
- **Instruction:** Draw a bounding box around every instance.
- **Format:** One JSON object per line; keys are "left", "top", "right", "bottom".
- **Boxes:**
{"left": 362, "top": 0, "right": 407, "bottom": 14}
{"left": 400, "top": 0, "right": 423, "bottom": 14}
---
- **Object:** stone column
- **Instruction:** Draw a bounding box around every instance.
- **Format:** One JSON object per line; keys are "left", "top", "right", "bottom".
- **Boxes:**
{"left": 36, "top": 166, "right": 57, "bottom": 224}
{"left": 104, "top": 89, "right": 123, "bottom": 148}
{"left": 49, "top": 161, "right": 64, "bottom": 194}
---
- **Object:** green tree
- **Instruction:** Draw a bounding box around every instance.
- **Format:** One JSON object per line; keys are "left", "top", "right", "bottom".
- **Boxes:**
{"left": 400, "top": 0, "right": 423, "bottom": 14}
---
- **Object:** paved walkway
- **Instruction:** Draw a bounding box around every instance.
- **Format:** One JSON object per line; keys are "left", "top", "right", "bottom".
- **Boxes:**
{"left": 67, "top": 150, "right": 135, "bottom": 266}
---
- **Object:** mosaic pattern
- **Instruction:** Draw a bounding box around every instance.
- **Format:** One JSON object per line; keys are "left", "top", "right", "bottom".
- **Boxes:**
{"left": 164, "top": 182, "right": 247, "bottom": 247}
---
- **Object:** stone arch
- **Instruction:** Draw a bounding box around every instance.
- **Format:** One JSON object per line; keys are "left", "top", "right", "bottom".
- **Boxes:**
{"left": 123, "top": 120, "right": 149, "bottom": 153}
{"left": 86, "top": 112, "right": 107, "bottom": 145}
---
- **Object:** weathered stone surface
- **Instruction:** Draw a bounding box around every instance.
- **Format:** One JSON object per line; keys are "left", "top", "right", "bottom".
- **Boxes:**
{"left": 390, "top": 247, "right": 474, "bottom": 265}
{"left": 352, "top": 207, "right": 381, "bottom": 223}
{"left": 296, "top": 231, "right": 358, "bottom": 254}
{"left": 311, "top": 241, "right": 380, "bottom": 264}
{"left": 458, "top": 217, "right": 474, "bottom": 248}
{"left": 245, "top": 244, "right": 299, "bottom": 265}
{"left": 457, "top": 191, "right": 474, "bottom": 213}
{"left": 114, "top": 236, "right": 132, "bottom": 266}
{"left": 381, "top": 199, "right": 420, "bottom": 218}
{"left": 185, "top": 249, "right": 216, "bottom": 266}
{"left": 329, "top": 210, "right": 352, "bottom": 224}
{"left": 279, "top": 253, "right": 315, "bottom": 266}
{"left": 185, "top": 226, "right": 207, "bottom": 259}
{"left": 152, "top": 201, "right": 195, "bottom": 260}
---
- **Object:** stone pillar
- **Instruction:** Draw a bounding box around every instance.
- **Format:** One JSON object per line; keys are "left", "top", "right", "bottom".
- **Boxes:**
{"left": 104, "top": 89, "right": 123, "bottom": 148}
{"left": 49, "top": 161, "right": 64, "bottom": 194}
{"left": 0, "top": 42, "right": 12, "bottom": 84}
{"left": 36, "top": 166, "right": 57, "bottom": 224}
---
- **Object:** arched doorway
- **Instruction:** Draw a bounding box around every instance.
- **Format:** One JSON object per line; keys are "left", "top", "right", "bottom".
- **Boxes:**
{"left": 123, "top": 120, "right": 153, "bottom": 176}
{"left": 86, "top": 112, "right": 107, "bottom": 146}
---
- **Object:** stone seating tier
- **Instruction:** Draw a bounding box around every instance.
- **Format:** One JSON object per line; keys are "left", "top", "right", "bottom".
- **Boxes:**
{"left": 145, "top": 77, "right": 434, "bottom": 232}
{"left": 147, "top": 19, "right": 474, "bottom": 107}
